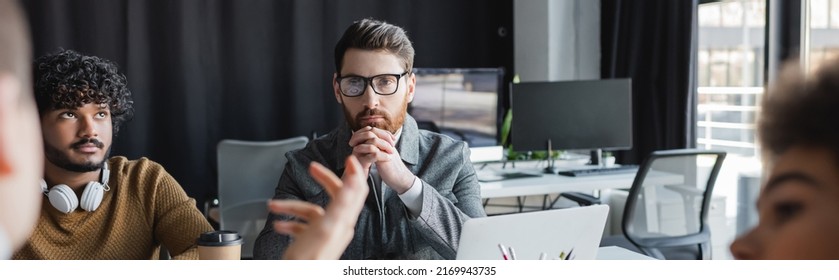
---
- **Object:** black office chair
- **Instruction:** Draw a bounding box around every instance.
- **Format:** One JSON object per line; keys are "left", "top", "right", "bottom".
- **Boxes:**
{"left": 560, "top": 149, "right": 726, "bottom": 260}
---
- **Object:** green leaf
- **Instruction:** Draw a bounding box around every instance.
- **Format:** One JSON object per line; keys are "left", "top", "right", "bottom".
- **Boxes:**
{"left": 500, "top": 108, "right": 512, "bottom": 147}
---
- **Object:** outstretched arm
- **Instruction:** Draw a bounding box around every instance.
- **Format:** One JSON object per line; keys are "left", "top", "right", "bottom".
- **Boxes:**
{"left": 269, "top": 155, "right": 368, "bottom": 260}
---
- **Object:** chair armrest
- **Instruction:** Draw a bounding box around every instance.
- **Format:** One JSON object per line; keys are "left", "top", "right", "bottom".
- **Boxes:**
{"left": 633, "top": 229, "right": 711, "bottom": 248}
{"left": 560, "top": 192, "right": 601, "bottom": 206}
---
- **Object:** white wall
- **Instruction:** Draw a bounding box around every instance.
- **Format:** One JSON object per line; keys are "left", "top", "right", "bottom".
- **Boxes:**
{"left": 514, "top": 0, "right": 600, "bottom": 82}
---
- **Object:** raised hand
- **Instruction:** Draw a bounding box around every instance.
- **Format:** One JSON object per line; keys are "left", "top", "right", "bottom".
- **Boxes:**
{"left": 269, "top": 155, "right": 369, "bottom": 260}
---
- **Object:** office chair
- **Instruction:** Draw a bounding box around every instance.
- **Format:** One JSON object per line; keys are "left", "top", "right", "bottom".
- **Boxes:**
{"left": 416, "top": 120, "right": 441, "bottom": 133}
{"left": 216, "top": 136, "right": 309, "bottom": 259}
{"left": 559, "top": 149, "right": 726, "bottom": 260}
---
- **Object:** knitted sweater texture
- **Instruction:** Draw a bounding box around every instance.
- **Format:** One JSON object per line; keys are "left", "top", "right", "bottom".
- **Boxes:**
{"left": 14, "top": 157, "right": 212, "bottom": 259}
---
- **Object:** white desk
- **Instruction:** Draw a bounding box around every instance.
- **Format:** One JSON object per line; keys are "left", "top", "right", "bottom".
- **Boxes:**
{"left": 482, "top": 172, "right": 634, "bottom": 199}
{"left": 596, "top": 246, "right": 656, "bottom": 260}
{"left": 478, "top": 162, "right": 684, "bottom": 199}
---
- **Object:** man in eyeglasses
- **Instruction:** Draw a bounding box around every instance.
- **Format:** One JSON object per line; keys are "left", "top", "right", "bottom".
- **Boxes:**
{"left": 254, "top": 18, "right": 486, "bottom": 260}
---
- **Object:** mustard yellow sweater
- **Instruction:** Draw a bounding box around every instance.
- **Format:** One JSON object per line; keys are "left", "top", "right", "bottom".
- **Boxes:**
{"left": 14, "top": 157, "right": 213, "bottom": 259}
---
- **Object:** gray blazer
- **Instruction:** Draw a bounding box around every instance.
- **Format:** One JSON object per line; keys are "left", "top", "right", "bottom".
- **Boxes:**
{"left": 253, "top": 114, "right": 486, "bottom": 259}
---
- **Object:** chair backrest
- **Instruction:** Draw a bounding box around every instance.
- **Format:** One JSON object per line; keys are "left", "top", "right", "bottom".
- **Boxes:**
{"left": 416, "top": 120, "right": 441, "bottom": 133}
{"left": 621, "top": 149, "right": 726, "bottom": 260}
{"left": 216, "top": 136, "right": 309, "bottom": 259}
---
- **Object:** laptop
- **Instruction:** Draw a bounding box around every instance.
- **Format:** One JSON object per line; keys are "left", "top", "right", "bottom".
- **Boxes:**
{"left": 456, "top": 204, "right": 609, "bottom": 260}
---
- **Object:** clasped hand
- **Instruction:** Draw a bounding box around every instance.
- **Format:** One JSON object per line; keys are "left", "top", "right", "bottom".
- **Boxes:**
{"left": 348, "top": 126, "right": 415, "bottom": 194}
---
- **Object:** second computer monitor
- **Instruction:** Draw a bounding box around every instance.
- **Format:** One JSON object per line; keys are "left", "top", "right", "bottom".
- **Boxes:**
{"left": 410, "top": 67, "right": 505, "bottom": 162}
{"left": 510, "top": 79, "right": 632, "bottom": 153}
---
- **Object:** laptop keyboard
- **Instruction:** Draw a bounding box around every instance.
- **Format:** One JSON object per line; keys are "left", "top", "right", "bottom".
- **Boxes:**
{"left": 556, "top": 165, "right": 639, "bottom": 177}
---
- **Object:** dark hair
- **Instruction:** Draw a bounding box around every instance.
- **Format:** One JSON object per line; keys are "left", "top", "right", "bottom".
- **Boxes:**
{"left": 33, "top": 49, "right": 134, "bottom": 136}
{"left": 334, "top": 18, "right": 415, "bottom": 75}
{"left": 759, "top": 58, "right": 839, "bottom": 162}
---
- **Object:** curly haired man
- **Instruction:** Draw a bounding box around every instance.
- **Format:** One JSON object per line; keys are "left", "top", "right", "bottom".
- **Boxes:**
{"left": 13, "top": 49, "right": 212, "bottom": 259}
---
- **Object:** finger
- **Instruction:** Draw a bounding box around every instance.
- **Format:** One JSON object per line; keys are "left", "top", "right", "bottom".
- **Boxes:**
{"left": 371, "top": 137, "right": 396, "bottom": 153}
{"left": 349, "top": 127, "right": 396, "bottom": 147}
{"left": 368, "top": 127, "right": 396, "bottom": 146}
{"left": 272, "top": 220, "right": 308, "bottom": 237}
{"left": 308, "top": 161, "right": 342, "bottom": 198}
{"left": 331, "top": 155, "right": 370, "bottom": 219}
{"left": 342, "top": 156, "right": 370, "bottom": 198}
{"left": 346, "top": 152, "right": 374, "bottom": 176}
{"left": 350, "top": 151, "right": 378, "bottom": 170}
{"left": 355, "top": 139, "right": 398, "bottom": 156}
{"left": 352, "top": 143, "right": 381, "bottom": 152}
{"left": 343, "top": 155, "right": 366, "bottom": 184}
{"left": 359, "top": 159, "right": 373, "bottom": 175}
{"left": 373, "top": 137, "right": 397, "bottom": 154}
{"left": 348, "top": 129, "right": 378, "bottom": 147}
{"left": 351, "top": 146, "right": 391, "bottom": 168}
{"left": 0, "top": 76, "right": 18, "bottom": 175}
{"left": 268, "top": 200, "right": 326, "bottom": 220}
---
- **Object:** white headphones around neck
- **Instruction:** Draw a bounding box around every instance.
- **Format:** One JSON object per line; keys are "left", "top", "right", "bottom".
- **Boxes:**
{"left": 39, "top": 163, "right": 111, "bottom": 214}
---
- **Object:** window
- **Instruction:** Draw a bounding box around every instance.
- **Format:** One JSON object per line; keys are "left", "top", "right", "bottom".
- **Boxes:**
{"left": 696, "top": 0, "right": 766, "bottom": 260}
{"left": 808, "top": 0, "right": 839, "bottom": 72}
{"left": 697, "top": 0, "right": 764, "bottom": 157}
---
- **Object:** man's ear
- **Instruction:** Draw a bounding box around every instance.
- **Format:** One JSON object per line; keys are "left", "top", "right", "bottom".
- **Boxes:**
{"left": 333, "top": 73, "right": 343, "bottom": 104}
{"left": 0, "top": 74, "right": 20, "bottom": 175}
{"left": 406, "top": 72, "right": 416, "bottom": 103}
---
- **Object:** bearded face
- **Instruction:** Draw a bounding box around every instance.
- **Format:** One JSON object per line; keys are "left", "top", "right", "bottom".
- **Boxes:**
{"left": 334, "top": 48, "right": 415, "bottom": 134}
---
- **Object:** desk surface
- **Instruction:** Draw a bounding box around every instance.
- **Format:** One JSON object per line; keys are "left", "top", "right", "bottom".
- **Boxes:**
{"left": 596, "top": 246, "right": 656, "bottom": 260}
{"left": 478, "top": 161, "right": 684, "bottom": 199}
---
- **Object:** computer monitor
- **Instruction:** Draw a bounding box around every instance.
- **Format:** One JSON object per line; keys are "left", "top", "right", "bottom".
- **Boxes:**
{"left": 510, "top": 79, "right": 633, "bottom": 171}
{"left": 409, "top": 67, "right": 505, "bottom": 163}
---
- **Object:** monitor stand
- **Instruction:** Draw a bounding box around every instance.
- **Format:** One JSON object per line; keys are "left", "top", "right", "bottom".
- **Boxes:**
{"left": 588, "top": 149, "right": 603, "bottom": 167}
{"left": 544, "top": 139, "right": 559, "bottom": 174}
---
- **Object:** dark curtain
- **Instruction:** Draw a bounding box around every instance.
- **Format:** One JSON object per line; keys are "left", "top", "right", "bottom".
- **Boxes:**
{"left": 23, "top": 0, "right": 513, "bottom": 210}
{"left": 774, "top": 0, "right": 801, "bottom": 61}
{"left": 765, "top": 0, "right": 801, "bottom": 84}
{"left": 601, "top": 0, "right": 698, "bottom": 164}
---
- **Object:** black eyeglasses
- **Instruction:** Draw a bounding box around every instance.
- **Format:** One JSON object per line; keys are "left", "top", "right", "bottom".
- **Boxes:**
{"left": 336, "top": 71, "right": 409, "bottom": 97}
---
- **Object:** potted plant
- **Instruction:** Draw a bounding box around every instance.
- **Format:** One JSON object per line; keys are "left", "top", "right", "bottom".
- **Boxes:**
{"left": 500, "top": 108, "right": 561, "bottom": 161}
{"left": 602, "top": 151, "right": 616, "bottom": 166}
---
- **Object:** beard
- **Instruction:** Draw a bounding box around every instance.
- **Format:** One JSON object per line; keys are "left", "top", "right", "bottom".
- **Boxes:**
{"left": 342, "top": 95, "right": 409, "bottom": 134}
{"left": 44, "top": 138, "right": 110, "bottom": 173}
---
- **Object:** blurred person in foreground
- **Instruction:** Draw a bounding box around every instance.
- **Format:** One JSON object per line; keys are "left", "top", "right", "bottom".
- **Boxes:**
{"left": 274, "top": 155, "right": 369, "bottom": 260}
{"left": 730, "top": 58, "right": 839, "bottom": 259}
{"left": 0, "top": 0, "right": 43, "bottom": 260}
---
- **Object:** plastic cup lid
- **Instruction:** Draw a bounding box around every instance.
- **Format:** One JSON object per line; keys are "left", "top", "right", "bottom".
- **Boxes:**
{"left": 196, "top": 230, "right": 243, "bottom": 246}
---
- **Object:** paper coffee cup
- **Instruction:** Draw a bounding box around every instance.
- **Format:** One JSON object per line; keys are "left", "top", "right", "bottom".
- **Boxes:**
{"left": 196, "top": 230, "right": 243, "bottom": 260}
